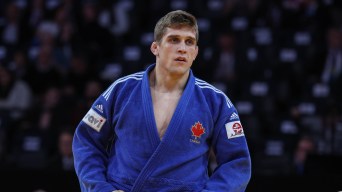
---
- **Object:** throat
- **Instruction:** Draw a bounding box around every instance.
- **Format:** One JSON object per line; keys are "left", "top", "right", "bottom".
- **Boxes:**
{"left": 149, "top": 68, "right": 187, "bottom": 93}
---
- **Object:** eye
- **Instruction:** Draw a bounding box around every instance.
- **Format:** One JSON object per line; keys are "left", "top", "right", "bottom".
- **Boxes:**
{"left": 186, "top": 39, "right": 196, "bottom": 46}
{"left": 169, "top": 38, "right": 179, "bottom": 43}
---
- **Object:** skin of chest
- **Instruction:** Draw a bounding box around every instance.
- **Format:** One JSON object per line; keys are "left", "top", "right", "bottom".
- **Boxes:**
{"left": 151, "top": 88, "right": 182, "bottom": 139}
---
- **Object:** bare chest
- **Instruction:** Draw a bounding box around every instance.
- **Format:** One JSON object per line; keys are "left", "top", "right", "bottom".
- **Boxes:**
{"left": 152, "top": 92, "right": 181, "bottom": 139}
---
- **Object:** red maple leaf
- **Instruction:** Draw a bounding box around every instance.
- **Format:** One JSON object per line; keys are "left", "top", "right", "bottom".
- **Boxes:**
{"left": 191, "top": 122, "right": 205, "bottom": 138}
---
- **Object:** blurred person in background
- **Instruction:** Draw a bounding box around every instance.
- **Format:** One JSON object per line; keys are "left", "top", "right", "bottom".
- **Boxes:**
{"left": 293, "top": 135, "right": 315, "bottom": 175}
{"left": 211, "top": 31, "right": 242, "bottom": 98}
{"left": 0, "top": 2, "right": 27, "bottom": 51}
{"left": 72, "top": 10, "right": 251, "bottom": 192}
{"left": 8, "top": 86, "right": 69, "bottom": 161}
{"left": 64, "top": 54, "right": 96, "bottom": 97}
{"left": 0, "top": 65, "right": 32, "bottom": 120}
{"left": 320, "top": 28, "right": 342, "bottom": 98}
{"left": 69, "top": 79, "right": 103, "bottom": 128}
{"left": 4, "top": 85, "right": 67, "bottom": 170}
{"left": 0, "top": 65, "right": 33, "bottom": 161}
{"left": 5, "top": 113, "right": 50, "bottom": 170}
{"left": 7, "top": 49, "right": 31, "bottom": 80}
{"left": 48, "top": 128, "right": 74, "bottom": 171}
{"left": 75, "top": 1, "right": 114, "bottom": 71}
{"left": 26, "top": 44, "right": 63, "bottom": 95}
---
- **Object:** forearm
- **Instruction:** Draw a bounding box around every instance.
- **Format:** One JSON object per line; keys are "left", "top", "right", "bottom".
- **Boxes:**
{"left": 204, "top": 157, "right": 251, "bottom": 191}
{"left": 73, "top": 125, "right": 115, "bottom": 191}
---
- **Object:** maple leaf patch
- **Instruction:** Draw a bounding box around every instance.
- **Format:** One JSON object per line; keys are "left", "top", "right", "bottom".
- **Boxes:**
{"left": 191, "top": 122, "right": 205, "bottom": 139}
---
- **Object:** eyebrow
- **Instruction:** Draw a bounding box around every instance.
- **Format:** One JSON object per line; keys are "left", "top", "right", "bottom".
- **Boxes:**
{"left": 166, "top": 35, "right": 196, "bottom": 41}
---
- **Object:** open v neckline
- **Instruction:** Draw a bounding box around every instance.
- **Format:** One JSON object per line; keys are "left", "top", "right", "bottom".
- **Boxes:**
{"left": 141, "top": 64, "right": 195, "bottom": 146}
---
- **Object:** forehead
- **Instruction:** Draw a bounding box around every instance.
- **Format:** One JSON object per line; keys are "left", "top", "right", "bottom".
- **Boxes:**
{"left": 163, "top": 27, "right": 196, "bottom": 40}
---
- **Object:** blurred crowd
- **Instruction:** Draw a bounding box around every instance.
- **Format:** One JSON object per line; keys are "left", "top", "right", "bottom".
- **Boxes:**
{"left": 0, "top": 0, "right": 342, "bottom": 176}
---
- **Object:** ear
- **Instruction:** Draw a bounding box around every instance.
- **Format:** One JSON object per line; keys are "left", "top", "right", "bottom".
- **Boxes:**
{"left": 150, "top": 42, "right": 159, "bottom": 56}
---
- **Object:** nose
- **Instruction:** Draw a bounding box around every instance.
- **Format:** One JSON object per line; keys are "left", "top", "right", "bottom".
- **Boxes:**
{"left": 177, "top": 42, "right": 187, "bottom": 53}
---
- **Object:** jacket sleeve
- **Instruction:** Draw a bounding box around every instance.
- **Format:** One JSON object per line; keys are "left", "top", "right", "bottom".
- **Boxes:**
{"left": 72, "top": 94, "right": 117, "bottom": 192}
{"left": 203, "top": 107, "right": 252, "bottom": 192}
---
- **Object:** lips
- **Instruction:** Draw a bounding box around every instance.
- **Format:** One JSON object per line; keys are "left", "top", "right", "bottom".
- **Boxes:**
{"left": 175, "top": 57, "right": 187, "bottom": 62}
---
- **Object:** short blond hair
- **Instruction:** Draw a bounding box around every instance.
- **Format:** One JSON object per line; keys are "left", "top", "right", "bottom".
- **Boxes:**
{"left": 154, "top": 10, "right": 199, "bottom": 43}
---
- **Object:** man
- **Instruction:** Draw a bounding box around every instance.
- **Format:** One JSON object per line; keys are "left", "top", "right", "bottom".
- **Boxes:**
{"left": 72, "top": 10, "right": 251, "bottom": 192}
{"left": 48, "top": 129, "right": 74, "bottom": 171}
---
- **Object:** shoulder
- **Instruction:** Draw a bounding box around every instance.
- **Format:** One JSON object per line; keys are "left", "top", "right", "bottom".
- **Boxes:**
{"left": 114, "top": 71, "right": 145, "bottom": 84}
{"left": 102, "top": 71, "right": 144, "bottom": 101}
{"left": 194, "top": 78, "right": 234, "bottom": 109}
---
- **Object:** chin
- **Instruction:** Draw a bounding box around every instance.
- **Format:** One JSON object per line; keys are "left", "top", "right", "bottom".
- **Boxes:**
{"left": 170, "top": 66, "right": 189, "bottom": 75}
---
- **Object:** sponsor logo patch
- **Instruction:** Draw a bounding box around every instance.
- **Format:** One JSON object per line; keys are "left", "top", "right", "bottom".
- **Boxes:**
{"left": 225, "top": 121, "right": 244, "bottom": 139}
{"left": 82, "top": 108, "right": 106, "bottom": 132}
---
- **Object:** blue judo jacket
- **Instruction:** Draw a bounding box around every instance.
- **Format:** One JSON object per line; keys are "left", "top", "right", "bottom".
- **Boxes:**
{"left": 72, "top": 64, "right": 251, "bottom": 192}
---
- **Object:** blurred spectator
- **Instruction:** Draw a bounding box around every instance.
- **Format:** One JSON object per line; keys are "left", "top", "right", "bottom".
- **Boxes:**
{"left": 5, "top": 112, "right": 50, "bottom": 170}
{"left": 293, "top": 135, "right": 315, "bottom": 175}
{"left": 22, "top": 86, "right": 69, "bottom": 157}
{"left": 74, "top": 1, "right": 114, "bottom": 70}
{"left": 0, "top": 65, "right": 32, "bottom": 166}
{"left": 0, "top": 65, "right": 33, "bottom": 120}
{"left": 24, "top": 0, "right": 47, "bottom": 31}
{"left": 48, "top": 128, "right": 74, "bottom": 171}
{"left": 212, "top": 31, "right": 238, "bottom": 83}
{"left": 30, "top": 20, "right": 58, "bottom": 49}
{"left": 211, "top": 31, "right": 242, "bottom": 97}
{"left": 26, "top": 44, "right": 63, "bottom": 95}
{"left": 28, "top": 16, "right": 68, "bottom": 74}
{"left": 278, "top": 0, "right": 331, "bottom": 31}
{"left": 70, "top": 79, "right": 103, "bottom": 127}
{"left": 64, "top": 54, "right": 95, "bottom": 97}
{"left": 317, "top": 101, "right": 341, "bottom": 155}
{"left": 53, "top": 3, "right": 80, "bottom": 71}
{"left": 0, "top": 2, "right": 26, "bottom": 47}
{"left": 7, "top": 49, "right": 31, "bottom": 80}
{"left": 207, "top": 0, "right": 241, "bottom": 32}
{"left": 320, "top": 28, "right": 342, "bottom": 98}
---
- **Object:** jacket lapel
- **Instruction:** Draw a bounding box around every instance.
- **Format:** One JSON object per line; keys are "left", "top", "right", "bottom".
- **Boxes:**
{"left": 132, "top": 64, "right": 195, "bottom": 191}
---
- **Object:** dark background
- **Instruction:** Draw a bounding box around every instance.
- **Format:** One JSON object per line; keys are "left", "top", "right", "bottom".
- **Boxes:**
{"left": 1, "top": 0, "right": 342, "bottom": 191}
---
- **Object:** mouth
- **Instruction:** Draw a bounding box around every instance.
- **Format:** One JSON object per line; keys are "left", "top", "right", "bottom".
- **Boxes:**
{"left": 175, "top": 57, "right": 187, "bottom": 63}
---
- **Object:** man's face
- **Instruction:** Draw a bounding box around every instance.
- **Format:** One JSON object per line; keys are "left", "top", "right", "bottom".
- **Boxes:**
{"left": 151, "top": 27, "right": 198, "bottom": 76}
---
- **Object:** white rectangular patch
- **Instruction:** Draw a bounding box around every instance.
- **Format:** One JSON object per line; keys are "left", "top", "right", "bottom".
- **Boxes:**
{"left": 225, "top": 120, "right": 244, "bottom": 139}
{"left": 82, "top": 108, "right": 106, "bottom": 132}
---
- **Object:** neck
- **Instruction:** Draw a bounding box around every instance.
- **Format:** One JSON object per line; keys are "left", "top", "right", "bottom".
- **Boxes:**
{"left": 150, "top": 66, "right": 188, "bottom": 93}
